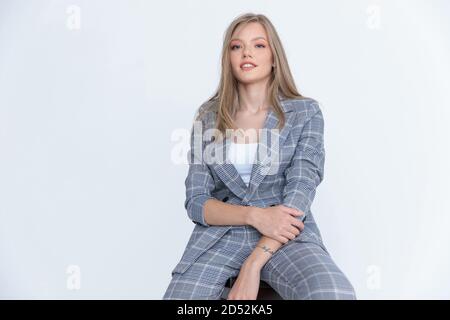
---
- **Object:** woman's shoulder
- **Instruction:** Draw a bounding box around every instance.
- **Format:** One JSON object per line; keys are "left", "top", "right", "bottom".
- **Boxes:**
{"left": 281, "top": 96, "right": 322, "bottom": 123}
{"left": 282, "top": 96, "right": 321, "bottom": 115}
{"left": 193, "top": 98, "right": 218, "bottom": 123}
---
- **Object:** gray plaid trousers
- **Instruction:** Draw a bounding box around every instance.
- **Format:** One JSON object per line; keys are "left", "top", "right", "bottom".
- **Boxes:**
{"left": 163, "top": 225, "right": 356, "bottom": 299}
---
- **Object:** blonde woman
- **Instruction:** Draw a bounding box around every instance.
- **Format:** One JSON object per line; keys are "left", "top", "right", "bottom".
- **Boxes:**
{"left": 163, "top": 13, "right": 356, "bottom": 300}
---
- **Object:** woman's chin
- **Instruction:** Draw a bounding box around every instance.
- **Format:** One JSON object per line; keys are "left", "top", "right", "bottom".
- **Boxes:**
{"left": 235, "top": 74, "right": 271, "bottom": 85}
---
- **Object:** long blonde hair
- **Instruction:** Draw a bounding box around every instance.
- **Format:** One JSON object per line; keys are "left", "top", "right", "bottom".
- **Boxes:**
{"left": 200, "top": 13, "right": 304, "bottom": 138}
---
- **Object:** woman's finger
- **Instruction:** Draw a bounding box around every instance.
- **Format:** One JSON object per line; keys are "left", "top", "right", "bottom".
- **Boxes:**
{"left": 290, "top": 218, "right": 304, "bottom": 230}
{"left": 288, "top": 225, "right": 301, "bottom": 236}
{"left": 283, "top": 231, "right": 296, "bottom": 240}
{"left": 278, "top": 235, "right": 290, "bottom": 244}
{"left": 283, "top": 206, "right": 304, "bottom": 217}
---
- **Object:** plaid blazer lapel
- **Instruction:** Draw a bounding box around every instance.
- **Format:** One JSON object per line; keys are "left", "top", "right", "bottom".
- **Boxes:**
{"left": 211, "top": 137, "right": 248, "bottom": 199}
{"left": 242, "top": 100, "right": 295, "bottom": 203}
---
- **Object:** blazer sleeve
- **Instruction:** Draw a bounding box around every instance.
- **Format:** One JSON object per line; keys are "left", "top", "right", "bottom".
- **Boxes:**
{"left": 183, "top": 108, "right": 215, "bottom": 227}
{"left": 282, "top": 106, "right": 325, "bottom": 219}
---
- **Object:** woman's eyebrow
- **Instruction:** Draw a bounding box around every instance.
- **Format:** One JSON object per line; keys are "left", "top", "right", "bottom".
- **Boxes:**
{"left": 230, "top": 36, "right": 267, "bottom": 42}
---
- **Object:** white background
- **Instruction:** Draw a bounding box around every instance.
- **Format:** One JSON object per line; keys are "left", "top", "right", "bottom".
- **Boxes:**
{"left": 1, "top": 0, "right": 449, "bottom": 299}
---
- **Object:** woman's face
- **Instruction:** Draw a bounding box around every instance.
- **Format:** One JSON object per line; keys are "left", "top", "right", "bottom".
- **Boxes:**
{"left": 229, "top": 22, "right": 274, "bottom": 85}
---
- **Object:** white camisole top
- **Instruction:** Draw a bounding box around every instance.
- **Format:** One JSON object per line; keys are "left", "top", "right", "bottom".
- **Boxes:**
{"left": 227, "top": 141, "right": 258, "bottom": 186}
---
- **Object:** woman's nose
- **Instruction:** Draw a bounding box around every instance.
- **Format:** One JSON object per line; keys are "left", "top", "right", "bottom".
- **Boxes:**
{"left": 243, "top": 46, "right": 253, "bottom": 57}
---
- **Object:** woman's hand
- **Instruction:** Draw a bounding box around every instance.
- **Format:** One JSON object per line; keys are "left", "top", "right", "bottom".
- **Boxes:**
{"left": 248, "top": 205, "right": 305, "bottom": 244}
{"left": 227, "top": 260, "right": 262, "bottom": 300}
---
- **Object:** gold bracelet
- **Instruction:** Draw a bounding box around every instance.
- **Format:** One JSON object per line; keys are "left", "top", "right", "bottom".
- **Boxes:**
{"left": 256, "top": 244, "right": 275, "bottom": 255}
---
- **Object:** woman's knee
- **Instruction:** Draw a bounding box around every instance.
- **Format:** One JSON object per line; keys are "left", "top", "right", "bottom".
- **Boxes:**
{"left": 293, "top": 272, "right": 356, "bottom": 300}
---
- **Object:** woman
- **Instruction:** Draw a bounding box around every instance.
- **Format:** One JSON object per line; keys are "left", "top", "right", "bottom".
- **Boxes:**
{"left": 163, "top": 13, "right": 356, "bottom": 300}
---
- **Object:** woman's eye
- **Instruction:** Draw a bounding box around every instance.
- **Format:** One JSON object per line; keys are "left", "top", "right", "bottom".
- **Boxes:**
{"left": 230, "top": 44, "right": 266, "bottom": 50}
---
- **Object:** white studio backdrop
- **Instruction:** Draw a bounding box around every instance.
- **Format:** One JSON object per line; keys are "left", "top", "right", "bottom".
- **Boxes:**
{"left": 0, "top": 0, "right": 449, "bottom": 299}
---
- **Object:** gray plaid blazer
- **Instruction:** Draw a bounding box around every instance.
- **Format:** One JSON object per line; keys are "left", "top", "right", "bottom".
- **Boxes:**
{"left": 172, "top": 96, "right": 326, "bottom": 275}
